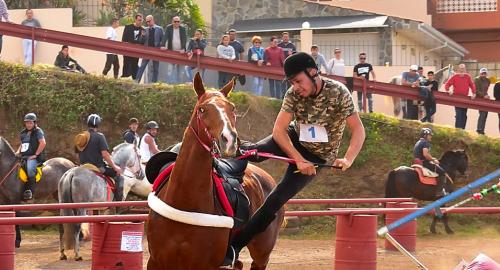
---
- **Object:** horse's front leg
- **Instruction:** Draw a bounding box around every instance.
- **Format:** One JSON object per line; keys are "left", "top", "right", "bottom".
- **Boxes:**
{"left": 430, "top": 215, "right": 437, "bottom": 234}
{"left": 443, "top": 213, "right": 454, "bottom": 234}
{"left": 15, "top": 224, "right": 21, "bottom": 248}
{"left": 59, "top": 224, "right": 67, "bottom": 260}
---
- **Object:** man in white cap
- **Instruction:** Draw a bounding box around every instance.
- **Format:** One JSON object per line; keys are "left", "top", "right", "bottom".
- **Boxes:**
{"left": 474, "top": 67, "right": 491, "bottom": 135}
{"left": 401, "top": 64, "right": 421, "bottom": 119}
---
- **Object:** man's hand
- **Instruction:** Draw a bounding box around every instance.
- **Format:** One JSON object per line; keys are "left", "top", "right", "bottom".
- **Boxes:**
{"left": 484, "top": 95, "right": 490, "bottom": 99}
{"left": 15, "top": 152, "right": 21, "bottom": 158}
{"left": 296, "top": 160, "right": 316, "bottom": 176}
{"left": 448, "top": 90, "right": 453, "bottom": 96}
{"left": 471, "top": 94, "right": 476, "bottom": 99}
{"left": 113, "top": 166, "right": 122, "bottom": 176}
{"left": 28, "top": 155, "right": 37, "bottom": 160}
{"left": 333, "top": 158, "right": 352, "bottom": 172}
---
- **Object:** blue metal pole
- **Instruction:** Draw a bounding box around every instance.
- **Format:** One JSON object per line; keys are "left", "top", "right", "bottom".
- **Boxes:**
{"left": 378, "top": 169, "right": 500, "bottom": 236}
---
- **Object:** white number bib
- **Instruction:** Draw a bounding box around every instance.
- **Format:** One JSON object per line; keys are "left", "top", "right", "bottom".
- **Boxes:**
{"left": 20, "top": 143, "right": 30, "bottom": 152}
{"left": 299, "top": 124, "right": 329, "bottom": 143}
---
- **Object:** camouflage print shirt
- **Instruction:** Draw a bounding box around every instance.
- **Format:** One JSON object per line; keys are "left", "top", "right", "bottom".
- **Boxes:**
{"left": 281, "top": 77, "right": 356, "bottom": 161}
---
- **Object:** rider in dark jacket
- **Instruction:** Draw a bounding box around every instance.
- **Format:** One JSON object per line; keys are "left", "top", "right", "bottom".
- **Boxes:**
{"left": 15, "top": 113, "right": 46, "bottom": 201}
{"left": 77, "top": 114, "right": 124, "bottom": 201}
{"left": 413, "top": 127, "right": 446, "bottom": 197}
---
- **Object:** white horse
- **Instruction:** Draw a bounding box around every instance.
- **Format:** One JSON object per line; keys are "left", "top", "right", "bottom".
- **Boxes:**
{"left": 58, "top": 143, "right": 144, "bottom": 261}
{"left": 390, "top": 65, "right": 454, "bottom": 118}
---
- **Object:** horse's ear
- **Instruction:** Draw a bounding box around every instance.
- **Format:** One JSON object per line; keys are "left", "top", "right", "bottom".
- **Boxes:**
{"left": 220, "top": 77, "right": 235, "bottom": 97}
{"left": 193, "top": 72, "right": 205, "bottom": 98}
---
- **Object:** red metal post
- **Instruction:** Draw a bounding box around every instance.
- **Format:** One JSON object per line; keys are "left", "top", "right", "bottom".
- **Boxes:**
{"left": 362, "top": 78, "right": 368, "bottom": 113}
{"left": 0, "top": 211, "right": 15, "bottom": 270}
{"left": 31, "top": 27, "right": 35, "bottom": 66}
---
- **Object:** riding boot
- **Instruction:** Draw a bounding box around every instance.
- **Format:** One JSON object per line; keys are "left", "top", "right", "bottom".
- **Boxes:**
{"left": 221, "top": 211, "right": 277, "bottom": 268}
{"left": 113, "top": 175, "right": 124, "bottom": 201}
{"left": 435, "top": 175, "right": 446, "bottom": 198}
{"left": 22, "top": 177, "right": 35, "bottom": 201}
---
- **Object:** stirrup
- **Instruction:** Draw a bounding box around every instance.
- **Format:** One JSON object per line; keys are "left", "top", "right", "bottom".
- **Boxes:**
{"left": 219, "top": 246, "right": 236, "bottom": 269}
{"left": 22, "top": 190, "right": 33, "bottom": 201}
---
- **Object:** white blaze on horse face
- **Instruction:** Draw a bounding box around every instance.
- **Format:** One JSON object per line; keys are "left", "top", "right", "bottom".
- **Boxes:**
{"left": 209, "top": 99, "right": 237, "bottom": 155}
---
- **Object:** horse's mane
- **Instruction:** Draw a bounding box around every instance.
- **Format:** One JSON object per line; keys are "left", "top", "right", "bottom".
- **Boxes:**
{"left": 0, "top": 136, "right": 15, "bottom": 154}
{"left": 112, "top": 142, "right": 131, "bottom": 154}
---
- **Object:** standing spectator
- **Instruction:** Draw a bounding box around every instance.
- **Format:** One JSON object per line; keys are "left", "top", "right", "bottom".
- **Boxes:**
{"left": 185, "top": 29, "right": 207, "bottom": 83}
{"left": 54, "top": 45, "right": 86, "bottom": 73}
{"left": 278, "top": 32, "right": 296, "bottom": 95}
{"left": 21, "top": 9, "right": 41, "bottom": 66}
{"left": 444, "top": 63, "right": 476, "bottom": 129}
{"left": 122, "top": 14, "right": 144, "bottom": 79}
{"left": 418, "top": 66, "right": 425, "bottom": 79}
{"left": 162, "top": 16, "right": 187, "bottom": 84}
{"left": 353, "top": 52, "right": 376, "bottom": 112}
{"left": 327, "top": 48, "right": 345, "bottom": 77}
{"left": 264, "top": 36, "right": 285, "bottom": 99}
{"left": 136, "top": 15, "right": 164, "bottom": 83}
{"left": 401, "top": 65, "right": 421, "bottom": 120}
{"left": 277, "top": 32, "right": 296, "bottom": 58}
{"left": 0, "top": 0, "right": 11, "bottom": 57}
{"left": 421, "top": 71, "right": 438, "bottom": 123}
{"left": 216, "top": 34, "right": 236, "bottom": 88}
{"left": 474, "top": 68, "right": 491, "bottom": 135}
{"left": 228, "top": 29, "right": 246, "bottom": 86}
{"left": 310, "top": 45, "right": 327, "bottom": 74}
{"left": 102, "top": 18, "right": 120, "bottom": 79}
{"left": 248, "top": 36, "right": 265, "bottom": 96}
{"left": 123, "top": 118, "right": 140, "bottom": 147}
{"left": 494, "top": 81, "right": 500, "bottom": 133}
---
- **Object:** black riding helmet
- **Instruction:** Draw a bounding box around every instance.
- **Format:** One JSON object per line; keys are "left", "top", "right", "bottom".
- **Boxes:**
{"left": 24, "top": 113, "right": 37, "bottom": 122}
{"left": 146, "top": 120, "right": 159, "bottom": 130}
{"left": 87, "top": 114, "right": 102, "bottom": 127}
{"left": 420, "top": 127, "right": 433, "bottom": 138}
{"left": 283, "top": 52, "right": 318, "bottom": 82}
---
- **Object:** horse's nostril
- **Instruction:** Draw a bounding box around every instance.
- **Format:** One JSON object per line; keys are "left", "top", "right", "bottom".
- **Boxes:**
{"left": 221, "top": 134, "right": 228, "bottom": 143}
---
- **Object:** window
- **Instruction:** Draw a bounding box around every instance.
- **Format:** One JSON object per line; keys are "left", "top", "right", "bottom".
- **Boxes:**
{"left": 436, "top": 0, "right": 497, "bottom": 13}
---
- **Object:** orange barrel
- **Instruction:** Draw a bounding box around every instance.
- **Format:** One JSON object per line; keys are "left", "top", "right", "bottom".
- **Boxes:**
{"left": 91, "top": 221, "right": 144, "bottom": 270}
{"left": 385, "top": 202, "right": 418, "bottom": 251}
{"left": 334, "top": 214, "right": 377, "bottom": 270}
{"left": 0, "top": 211, "right": 15, "bottom": 270}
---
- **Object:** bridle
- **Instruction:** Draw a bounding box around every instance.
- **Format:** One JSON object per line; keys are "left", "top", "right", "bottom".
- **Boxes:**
{"left": 189, "top": 94, "right": 236, "bottom": 159}
{"left": 123, "top": 146, "right": 143, "bottom": 178}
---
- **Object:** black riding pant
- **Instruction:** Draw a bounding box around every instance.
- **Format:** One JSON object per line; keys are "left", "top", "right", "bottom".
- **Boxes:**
{"left": 422, "top": 160, "right": 445, "bottom": 188}
{"left": 103, "top": 54, "right": 120, "bottom": 79}
{"left": 232, "top": 126, "right": 325, "bottom": 250}
{"left": 102, "top": 166, "right": 124, "bottom": 201}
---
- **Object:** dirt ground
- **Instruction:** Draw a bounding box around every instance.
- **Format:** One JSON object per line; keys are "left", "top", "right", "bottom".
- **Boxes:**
{"left": 14, "top": 231, "right": 500, "bottom": 270}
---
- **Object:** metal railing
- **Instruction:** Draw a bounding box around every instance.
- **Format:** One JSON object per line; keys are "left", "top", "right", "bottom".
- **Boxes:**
{"left": 0, "top": 22, "right": 499, "bottom": 114}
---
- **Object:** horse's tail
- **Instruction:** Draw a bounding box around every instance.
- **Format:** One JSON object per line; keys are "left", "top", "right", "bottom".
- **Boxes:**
{"left": 385, "top": 170, "right": 398, "bottom": 198}
{"left": 59, "top": 169, "right": 77, "bottom": 250}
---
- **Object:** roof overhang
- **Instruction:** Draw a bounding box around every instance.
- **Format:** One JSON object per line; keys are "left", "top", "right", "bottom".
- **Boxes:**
{"left": 400, "top": 23, "right": 469, "bottom": 58}
{"left": 230, "top": 15, "right": 389, "bottom": 33}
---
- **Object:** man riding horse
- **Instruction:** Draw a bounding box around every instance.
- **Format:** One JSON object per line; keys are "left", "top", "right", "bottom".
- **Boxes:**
{"left": 15, "top": 113, "right": 46, "bottom": 201}
{"left": 221, "top": 52, "right": 366, "bottom": 268}
{"left": 414, "top": 127, "right": 446, "bottom": 197}
{"left": 76, "top": 114, "right": 124, "bottom": 201}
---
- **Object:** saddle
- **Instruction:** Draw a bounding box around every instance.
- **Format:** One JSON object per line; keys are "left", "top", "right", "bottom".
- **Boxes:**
{"left": 410, "top": 164, "right": 438, "bottom": 186}
{"left": 148, "top": 151, "right": 251, "bottom": 229}
{"left": 81, "top": 164, "right": 115, "bottom": 200}
{"left": 18, "top": 162, "right": 43, "bottom": 183}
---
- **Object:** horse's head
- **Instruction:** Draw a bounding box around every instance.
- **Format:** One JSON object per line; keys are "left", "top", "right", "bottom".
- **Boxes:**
{"left": 112, "top": 143, "right": 145, "bottom": 180}
{"left": 0, "top": 137, "right": 15, "bottom": 160}
{"left": 441, "top": 149, "right": 469, "bottom": 176}
{"left": 191, "top": 72, "right": 238, "bottom": 158}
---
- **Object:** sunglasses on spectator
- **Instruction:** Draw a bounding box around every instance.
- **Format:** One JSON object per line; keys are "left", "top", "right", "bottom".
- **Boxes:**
{"left": 359, "top": 57, "right": 366, "bottom": 60}
{"left": 335, "top": 51, "right": 341, "bottom": 54}
{"left": 173, "top": 21, "right": 180, "bottom": 23}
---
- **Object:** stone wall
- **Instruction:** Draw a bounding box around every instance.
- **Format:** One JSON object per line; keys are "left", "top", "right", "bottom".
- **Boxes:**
{"left": 211, "top": 0, "right": 373, "bottom": 35}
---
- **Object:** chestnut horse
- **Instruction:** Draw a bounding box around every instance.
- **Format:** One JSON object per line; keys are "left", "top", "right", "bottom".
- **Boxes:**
{"left": 146, "top": 73, "right": 284, "bottom": 270}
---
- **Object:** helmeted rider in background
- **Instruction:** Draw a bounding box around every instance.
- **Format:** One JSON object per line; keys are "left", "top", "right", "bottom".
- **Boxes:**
{"left": 123, "top": 117, "right": 140, "bottom": 147}
{"left": 77, "top": 114, "right": 124, "bottom": 201}
{"left": 139, "top": 120, "right": 160, "bottom": 163}
{"left": 413, "top": 127, "right": 446, "bottom": 197}
{"left": 15, "top": 113, "right": 46, "bottom": 201}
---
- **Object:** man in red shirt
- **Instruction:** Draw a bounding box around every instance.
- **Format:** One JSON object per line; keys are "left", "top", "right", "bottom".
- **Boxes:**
{"left": 444, "top": 64, "right": 476, "bottom": 129}
{"left": 264, "top": 36, "right": 285, "bottom": 99}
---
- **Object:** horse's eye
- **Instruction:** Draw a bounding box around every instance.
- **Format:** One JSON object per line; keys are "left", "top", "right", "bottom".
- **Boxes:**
{"left": 198, "top": 107, "right": 205, "bottom": 113}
